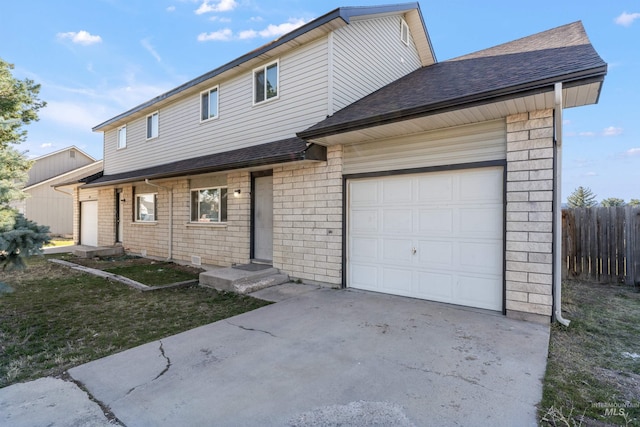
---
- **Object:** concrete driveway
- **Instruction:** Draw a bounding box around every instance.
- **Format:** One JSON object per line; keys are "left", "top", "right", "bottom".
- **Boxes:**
{"left": 1, "top": 285, "right": 550, "bottom": 426}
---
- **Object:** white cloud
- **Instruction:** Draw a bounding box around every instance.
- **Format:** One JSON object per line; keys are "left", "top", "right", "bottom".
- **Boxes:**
{"left": 238, "top": 18, "right": 309, "bottom": 40}
{"left": 615, "top": 12, "right": 640, "bottom": 27}
{"left": 602, "top": 126, "right": 623, "bottom": 136}
{"left": 250, "top": 16, "right": 263, "bottom": 22}
{"left": 40, "top": 143, "right": 53, "bottom": 148}
{"left": 579, "top": 131, "right": 596, "bottom": 137}
{"left": 584, "top": 171, "right": 598, "bottom": 177}
{"left": 40, "top": 101, "right": 112, "bottom": 131}
{"left": 167, "top": 5, "right": 176, "bottom": 12}
{"left": 141, "top": 38, "right": 162, "bottom": 62}
{"left": 625, "top": 148, "right": 640, "bottom": 156}
{"left": 209, "top": 16, "right": 231, "bottom": 23}
{"left": 195, "top": 0, "right": 237, "bottom": 15}
{"left": 238, "top": 29, "right": 257, "bottom": 40}
{"left": 57, "top": 30, "right": 102, "bottom": 45}
{"left": 197, "top": 28, "right": 233, "bottom": 41}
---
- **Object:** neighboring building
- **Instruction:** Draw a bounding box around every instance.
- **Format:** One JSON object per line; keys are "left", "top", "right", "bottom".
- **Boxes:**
{"left": 75, "top": 3, "right": 606, "bottom": 323}
{"left": 14, "top": 147, "right": 100, "bottom": 236}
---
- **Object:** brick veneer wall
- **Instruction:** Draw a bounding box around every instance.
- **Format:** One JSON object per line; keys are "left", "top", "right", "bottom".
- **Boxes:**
{"left": 505, "top": 109, "right": 555, "bottom": 323}
{"left": 272, "top": 145, "right": 343, "bottom": 285}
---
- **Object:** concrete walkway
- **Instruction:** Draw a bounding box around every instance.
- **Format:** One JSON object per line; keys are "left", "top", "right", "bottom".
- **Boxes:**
{"left": 0, "top": 286, "right": 550, "bottom": 426}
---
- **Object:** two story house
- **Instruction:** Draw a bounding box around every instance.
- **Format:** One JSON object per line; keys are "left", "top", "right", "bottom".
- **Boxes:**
{"left": 76, "top": 3, "right": 606, "bottom": 323}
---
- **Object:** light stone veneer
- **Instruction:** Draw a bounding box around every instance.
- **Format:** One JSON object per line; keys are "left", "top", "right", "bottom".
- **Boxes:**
{"left": 505, "top": 109, "right": 555, "bottom": 323}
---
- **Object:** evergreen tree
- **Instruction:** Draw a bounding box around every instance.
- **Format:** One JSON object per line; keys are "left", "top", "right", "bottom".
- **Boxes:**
{"left": 0, "top": 58, "right": 48, "bottom": 269}
{"left": 601, "top": 197, "right": 625, "bottom": 207}
{"left": 567, "top": 186, "right": 598, "bottom": 208}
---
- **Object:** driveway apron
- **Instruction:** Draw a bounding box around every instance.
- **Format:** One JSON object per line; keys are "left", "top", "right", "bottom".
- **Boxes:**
{"left": 69, "top": 287, "right": 550, "bottom": 426}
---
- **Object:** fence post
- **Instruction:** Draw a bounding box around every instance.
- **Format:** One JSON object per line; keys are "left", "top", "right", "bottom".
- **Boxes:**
{"left": 627, "top": 206, "right": 640, "bottom": 285}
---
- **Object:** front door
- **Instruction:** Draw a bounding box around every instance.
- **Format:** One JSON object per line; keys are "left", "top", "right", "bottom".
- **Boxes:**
{"left": 252, "top": 173, "right": 273, "bottom": 262}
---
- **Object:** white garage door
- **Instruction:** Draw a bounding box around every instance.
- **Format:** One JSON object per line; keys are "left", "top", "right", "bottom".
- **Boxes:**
{"left": 80, "top": 201, "right": 98, "bottom": 247}
{"left": 348, "top": 167, "right": 504, "bottom": 311}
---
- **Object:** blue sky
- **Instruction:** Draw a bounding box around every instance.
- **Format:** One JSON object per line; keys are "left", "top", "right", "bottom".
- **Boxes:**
{"left": 2, "top": 0, "right": 639, "bottom": 202}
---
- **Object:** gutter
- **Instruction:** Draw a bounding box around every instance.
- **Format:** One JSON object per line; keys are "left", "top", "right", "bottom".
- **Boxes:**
{"left": 553, "top": 82, "right": 570, "bottom": 326}
{"left": 144, "top": 179, "right": 173, "bottom": 261}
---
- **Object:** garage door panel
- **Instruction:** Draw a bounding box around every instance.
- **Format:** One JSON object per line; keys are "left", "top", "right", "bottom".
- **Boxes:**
{"left": 382, "top": 239, "right": 413, "bottom": 264}
{"left": 351, "top": 209, "right": 379, "bottom": 232}
{"left": 455, "top": 274, "right": 502, "bottom": 311}
{"left": 350, "top": 264, "right": 378, "bottom": 290}
{"left": 415, "top": 271, "right": 454, "bottom": 301}
{"left": 418, "top": 209, "right": 454, "bottom": 234}
{"left": 351, "top": 237, "right": 379, "bottom": 260}
{"left": 382, "top": 209, "right": 412, "bottom": 233}
{"left": 417, "top": 175, "right": 454, "bottom": 201}
{"left": 417, "top": 240, "right": 453, "bottom": 267}
{"left": 382, "top": 178, "right": 413, "bottom": 203}
{"left": 459, "top": 207, "right": 503, "bottom": 236}
{"left": 381, "top": 267, "right": 413, "bottom": 294}
{"left": 459, "top": 241, "right": 503, "bottom": 273}
{"left": 350, "top": 181, "right": 379, "bottom": 204}
{"left": 459, "top": 170, "right": 503, "bottom": 202}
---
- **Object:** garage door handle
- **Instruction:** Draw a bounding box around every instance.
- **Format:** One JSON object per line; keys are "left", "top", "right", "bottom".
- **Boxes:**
{"left": 412, "top": 247, "right": 417, "bottom": 255}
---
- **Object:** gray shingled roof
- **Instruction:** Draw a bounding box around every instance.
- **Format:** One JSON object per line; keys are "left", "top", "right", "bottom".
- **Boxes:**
{"left": 299, "top": 21, "right": 607, "bottom": 140}
{"left": 82, "top": 137, "right": 325, "bottom": 187}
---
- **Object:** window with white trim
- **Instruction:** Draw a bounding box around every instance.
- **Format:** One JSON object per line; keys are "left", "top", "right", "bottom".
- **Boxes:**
{"left": 200, "top": 86, "right": 219, "bottom": 121}
{"left": 117, "top": 125, "right": 127, "bottom": 149}
{"left": 191, "top": 187, "right": 227, "bottom": 223}
{"left": 253, "top": 61, "right": 278, "bottom": 104}
{"left": 135, "top": 193, "right": 157, "bottom": 222}
{"left": 400, "top": 19, "right": 409, "bottom": 45}
{"left": 146, "top": 112, "right": 159, "bottom": 139}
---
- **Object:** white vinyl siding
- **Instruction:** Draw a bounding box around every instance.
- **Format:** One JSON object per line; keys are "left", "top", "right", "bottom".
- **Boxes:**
{"left": 343, "top": 120, "right": 507, "bottom": 175}
{"left": 103, "top": 37, "right": 328, "bottom": 175}
{"left": 25, "top": 148, "right": 95, "bottom": 187}
{"left": 332, "top": 15, "right": 422, "bottom": 113}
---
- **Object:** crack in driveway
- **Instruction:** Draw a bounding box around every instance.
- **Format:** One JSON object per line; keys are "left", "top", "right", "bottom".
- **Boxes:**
{"left": 125, "top": 341, "right": 171, "bottom": 396}
{"left": 226, "top": 320, "right": 277, "bottom": 337}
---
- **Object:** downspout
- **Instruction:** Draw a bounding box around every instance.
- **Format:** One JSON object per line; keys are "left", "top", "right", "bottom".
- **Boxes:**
{"left": 145, "top": 179, "right": 173, "bottom": 261}
{"left": 553, "top": 82, "right": 570, "bottom": 326}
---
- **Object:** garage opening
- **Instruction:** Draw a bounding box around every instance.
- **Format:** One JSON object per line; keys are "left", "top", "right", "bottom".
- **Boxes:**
{"left": 347, "top": 166, "right": 504, "bottom": 311}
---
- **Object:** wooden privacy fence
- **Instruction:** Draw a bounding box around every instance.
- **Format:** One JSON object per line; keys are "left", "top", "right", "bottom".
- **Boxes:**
{"left": 562, "top": 207, "right": 640, "bottom": 285}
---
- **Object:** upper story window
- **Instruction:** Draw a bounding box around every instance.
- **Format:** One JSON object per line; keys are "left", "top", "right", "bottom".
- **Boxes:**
{"left": 201, "top": 86, "right": 219, "bottom": 122}
{"left": 191, "top": 187, "right": 227, "bottom": 223}
{"left": 253, "top": 60, "right": 279, "bottom": 104}
{"left": 117, "top": 125, "right": 127, "bottom": 149}
{"left": 400, "top": 19, "right": 410, "bottom": 45}
{"left": 146, "top": 111, "right": 159, "bottom": 139}
{"left": 135, "top": 193, "right": 157, "bottom": 222}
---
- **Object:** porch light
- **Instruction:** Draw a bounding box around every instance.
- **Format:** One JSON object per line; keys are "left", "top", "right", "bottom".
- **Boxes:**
{"left": 233, "top": 189, "right": 241, "bottom": 197}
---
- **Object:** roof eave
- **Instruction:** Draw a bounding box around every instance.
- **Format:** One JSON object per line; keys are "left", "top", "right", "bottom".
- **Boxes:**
{"left": 299, "top": 66, "right": 607, "bottom": 141}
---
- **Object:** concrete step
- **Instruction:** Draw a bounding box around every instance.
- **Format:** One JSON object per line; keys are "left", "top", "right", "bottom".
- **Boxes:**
{"left": 73, "top": 246, "right": 124, "bottom": 258}
{"left": 199, "top": 265, "right": 289, "bottom": 294}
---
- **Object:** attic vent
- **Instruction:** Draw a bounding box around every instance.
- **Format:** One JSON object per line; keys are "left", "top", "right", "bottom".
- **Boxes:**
{"left": 191, "top": 255, "right": 202, "bottom": 266}
{"left": 400, "top": 19, "right": 409, "bottom": 45}
{"left": 70, "top": 150, "right": 76, "bottom": 158}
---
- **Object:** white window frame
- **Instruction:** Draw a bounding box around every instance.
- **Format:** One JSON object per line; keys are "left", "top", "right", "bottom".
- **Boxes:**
{"left": 200, "top": 86, "right": 219, "bottom": 122}
{"left": 135, "top": 193, "right": 157, "bottom": 222}
{"left": 190, "top": 187, "right": 228, "bottom": 224}
{"left": 400, "top": 19, "right": 410, "bottom": 46}
{"left": 252, "top": 60, "right": 279, "bottom": 105}
{"left": 117, "top": 125, "right": 127, "bottom": 149}
{"left": 146, "top": 111, "right": 159, "bottom": 140}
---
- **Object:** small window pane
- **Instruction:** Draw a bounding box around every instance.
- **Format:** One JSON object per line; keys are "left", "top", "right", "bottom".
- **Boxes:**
{"left": 209, "top": 88, "right": 218, "bottom": 118}
{"left": 266, "top": 64, "right": 278, "bottom": 99}
{"left": 118, "top": 126, "right": 126, "bottom": 149}
{"left": 136, "top": 194, "right": 156, "bottom": 221}
{"left": 255, "top": 69, "right": 265, "bottom": 103}
{"left": 147, "top": 113, "right": 158, "bottom": 139}
{"left": 201, "top": 92, "right": 209, "bottom": 121}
